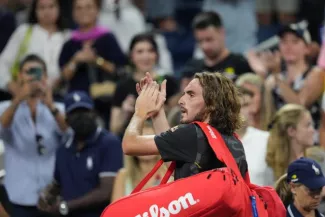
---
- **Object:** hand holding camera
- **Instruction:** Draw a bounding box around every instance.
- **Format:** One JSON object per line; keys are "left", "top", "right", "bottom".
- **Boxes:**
{"left": 14, "top": 66, "right": 46, "bottom": 102}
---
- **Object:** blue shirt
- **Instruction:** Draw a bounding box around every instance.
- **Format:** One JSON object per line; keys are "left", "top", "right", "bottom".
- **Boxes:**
{"left": 287, "top": 203, "right": 324, "bottom": 217}
{"left": 55, "top": 127, "right": 123, "bottom": 217}
{"left": 0, "top": 100, "right": 66, "bottom": 206}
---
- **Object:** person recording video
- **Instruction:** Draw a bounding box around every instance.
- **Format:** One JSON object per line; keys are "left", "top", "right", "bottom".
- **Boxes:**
{"left": 0, "top": 54, "right": 68, "bottom": 217}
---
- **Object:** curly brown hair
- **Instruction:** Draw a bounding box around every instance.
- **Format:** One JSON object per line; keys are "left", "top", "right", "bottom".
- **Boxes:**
{"left": 194, "top": 72, "right": 242, "bottom": 135}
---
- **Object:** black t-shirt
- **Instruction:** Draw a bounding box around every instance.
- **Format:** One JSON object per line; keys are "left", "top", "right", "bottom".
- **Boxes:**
{"left": 59, "top": 33, "right": 127, "bottom": 94}
{"left": 181, "top": 53, "right": 252, "bottom": 81}
{"left": 154, "top": 123, "right": 248, "bottom": 180}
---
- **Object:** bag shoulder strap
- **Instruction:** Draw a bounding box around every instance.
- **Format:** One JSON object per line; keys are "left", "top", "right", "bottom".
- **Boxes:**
{"left": 189, "top": 125, "right": 206, "bottom": 175}
{"left": 193, "top": 121, "right": 244, "bottom": 181}
{"left": 131, "top": 122, "right": 247, "bottom": 194}
{"left": 11, "top": 26, "right": 33, "bottom": 80}
{"left": 131, "top": 160, "right": 176, "bottom": 194}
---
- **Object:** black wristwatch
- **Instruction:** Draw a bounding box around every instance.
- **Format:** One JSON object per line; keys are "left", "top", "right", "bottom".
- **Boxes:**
{"left": 51, "top": 107, "right": 59, "bottom": 117}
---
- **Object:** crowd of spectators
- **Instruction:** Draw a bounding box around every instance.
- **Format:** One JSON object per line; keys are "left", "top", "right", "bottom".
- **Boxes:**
{"left": 0, "top": 0, "right": 325, "bottom": 216}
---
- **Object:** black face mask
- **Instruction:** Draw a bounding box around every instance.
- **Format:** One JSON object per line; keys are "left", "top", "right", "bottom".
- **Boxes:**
{"left": 67, "top": 111, "right": 97, "bottom": 140}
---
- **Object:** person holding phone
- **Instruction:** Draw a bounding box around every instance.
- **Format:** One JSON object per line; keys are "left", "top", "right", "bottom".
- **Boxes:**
{"left": 0, "top": 54, "right": 69, "bottom": 217}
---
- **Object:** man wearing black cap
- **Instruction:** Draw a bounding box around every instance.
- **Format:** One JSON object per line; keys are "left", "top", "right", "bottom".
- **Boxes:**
{"left": 38, "top": 91, "right": 123, "bottom": 217}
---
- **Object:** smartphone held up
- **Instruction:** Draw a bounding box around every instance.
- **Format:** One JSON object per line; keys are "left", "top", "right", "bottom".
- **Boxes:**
{"left": 27, "top": 67, "right": 43, "bottom": 81}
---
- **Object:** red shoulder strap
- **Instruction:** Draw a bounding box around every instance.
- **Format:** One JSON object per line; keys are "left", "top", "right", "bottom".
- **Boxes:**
{"left": 132, "top": 122, "right": 249, "bottom": 194}
{"left": 194, "top": 121, "right": 246, "bottom": 182}
{"left": 131, "top": 160, "right": 176, "bottom": 194}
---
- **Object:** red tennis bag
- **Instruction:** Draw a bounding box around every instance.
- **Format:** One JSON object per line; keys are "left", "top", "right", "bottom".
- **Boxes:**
{"left": 101, "top": 122, "right": 286, "bottom": 217}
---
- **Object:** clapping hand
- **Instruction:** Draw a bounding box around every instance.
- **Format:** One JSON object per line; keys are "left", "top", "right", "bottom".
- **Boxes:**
{"left": 135, "top": 72, "right": 167, "bottom": 117}
{"left": 73, "top": 41, "right": 97, "bottom": 63}
{"left": 259, "top": 50, "right": 281, "bottom": 74}
{"left": 135, "top": 82, "right": 166, "bottom": 119}
{"left": 136, "top": 72, "right": 154, "bottom": 95}
{"left": 247, "top": 50, "right": 282, "bottom": 76}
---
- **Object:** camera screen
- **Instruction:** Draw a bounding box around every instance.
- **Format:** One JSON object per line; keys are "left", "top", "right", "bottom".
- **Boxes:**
{"left": 27, "top": 67, "right": 43, "bottom": 81}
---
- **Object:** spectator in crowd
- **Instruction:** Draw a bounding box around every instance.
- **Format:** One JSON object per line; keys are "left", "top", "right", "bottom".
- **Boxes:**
{"left": 98, "top": 0, "right": 174, "bottom": 75}
{"left": 110, "top": 33, "right": 178, "bottom": 137}
{"left": 38, "top": 91, "right": 123, "bottom": 217}
{"left": 0, "top": 0, "right": 16, "bottom": 54}
{"left": 0, "top": 0, "right": 16, "bottom": 102}
{"left": 275, "top": 158, "right": 325, "bottom": 216}
{"left": 201, "top": 0, "right": 257, "bottom": 54}
{"left": 111, "top": 121, "right": 165, "bottom": 202}
{"left": 59, "top": 0, "right": 127, "bottom": 127}
{"left": 146, "top": 0, "right": 195, "bottom": 76}
{"left": 98, "top": 0, "right": 146, "bottom": 54}
{"left": 236, "top": 87, "right": 271, "bottom": 186}
{"left": 181, "top": 11, "right": 254, "bottom": 85}
{"left": 266, "top": 104, "right": 315, "bottom": 182}
{"left": 236, "top": 73, "right": 270, "bottom": 130}
{"left": 0, "top": 54, "right": 68, "bottom": 217}
{"left": 256, "top": 0, "right": 299, "bottom": 42}
{"left": 0, "top": 0, "right": 70, "bottom": 96}
{"left": 264, "top": 25, "right": 323, "bottom": 131}
{"left": 15, "top": 0, "right": 32, "bottom": 25}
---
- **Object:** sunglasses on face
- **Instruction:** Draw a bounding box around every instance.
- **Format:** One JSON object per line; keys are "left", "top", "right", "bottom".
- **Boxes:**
{"left": 304, "top": 186, "right": 323, "bottom": 197}
{"left": 36, "top": 134, "right": 45, "bottom": 156}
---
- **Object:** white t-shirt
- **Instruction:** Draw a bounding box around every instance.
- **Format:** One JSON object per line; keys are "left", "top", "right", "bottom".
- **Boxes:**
{"left": 0, "top": 24, "right": 70, "bottom": 89}
{"left": 241, "top": 127, "right": 274, "bottom": 186}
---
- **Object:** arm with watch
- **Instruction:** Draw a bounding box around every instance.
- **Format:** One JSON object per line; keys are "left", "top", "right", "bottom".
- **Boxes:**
{"left": 62, "top": 48, "right": 116, "bottom": 81}
{"left": 39, "top": 177, "right": 113, "bottom": 216}
{"left": 62, "top": 177, "right": 113, "bottom": 215}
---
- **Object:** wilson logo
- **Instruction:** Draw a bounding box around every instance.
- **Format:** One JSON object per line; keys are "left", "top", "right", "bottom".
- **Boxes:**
{"left": 207, "top": 126, "right": 217, "bottom": 139}
{"left": 135, "top": 192, "right": 199, "bottom": 217}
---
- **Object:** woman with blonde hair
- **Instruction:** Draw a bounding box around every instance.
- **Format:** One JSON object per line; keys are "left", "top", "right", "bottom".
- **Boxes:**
{"left": 111, "top": 121, "right": 166, "bottom": 202}
{"left": 274, "top": 158, "right": 325, "bottom": 216}
{"left": 266, "top": 104, "right": 315, "bottom": 181}
{"left": 236, "top": 72, "right": 270, "bottom": 130}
